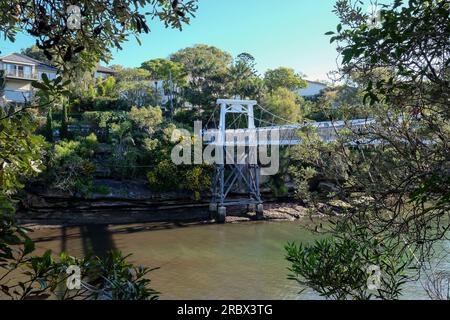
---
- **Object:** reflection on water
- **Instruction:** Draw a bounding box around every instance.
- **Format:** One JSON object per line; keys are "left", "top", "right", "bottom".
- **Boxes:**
{"left": 29, "top": 220, "right": 447, "bottom": 300}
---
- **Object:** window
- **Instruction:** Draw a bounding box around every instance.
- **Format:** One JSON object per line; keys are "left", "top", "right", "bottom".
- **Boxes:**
{"left": 4, "top": 63, "right": 33, "bottom": 78}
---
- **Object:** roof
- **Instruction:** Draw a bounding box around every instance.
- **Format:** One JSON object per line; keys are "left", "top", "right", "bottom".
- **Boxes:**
{"left": 96, "top": 65, "right": 116, "bottom": 74}
{"left": 0, "top": 53, "right": 57, "bottom": 70}
{"left": 305, "top": 80, "right": 327, "bottom": 87}
{"left": 0, "top": 53, "right": 41, "bottom": 65}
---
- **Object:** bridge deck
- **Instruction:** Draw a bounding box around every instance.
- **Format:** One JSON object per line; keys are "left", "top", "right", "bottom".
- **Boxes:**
{"left": 203, "top": 118, "right": 375, "bottom": 146}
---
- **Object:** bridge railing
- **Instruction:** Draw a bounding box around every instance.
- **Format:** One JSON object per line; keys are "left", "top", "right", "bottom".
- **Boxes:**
{"left": 203, "top": 118, "right": 376, "bottom": 146}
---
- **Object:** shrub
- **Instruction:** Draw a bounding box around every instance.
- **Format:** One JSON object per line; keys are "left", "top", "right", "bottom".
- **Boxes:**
{"left": 73, "top": 97, "right": 129, "bottom": 112}
{"left": 184, "top": 165, "right": 212, "bottom": 201}
{"left": 45, "top": 108, "right": 54, "bottom": 142}
{"left": 147, "top": 160, "right": 182, "bottom": 192}
{"left": 128, "top": 106, "right": 163, "bottom": 133}
{"left": 173, "top": 108, "right": 202, "bottom": 125}
{"left": 147, "top": 162, "right": 212, "bottom": 200}
{"left": 82, "top": 111, "right": 126, "bottom": 127}
{"left": 48, "top": 134, "right": 99, "bottom": 194}
{"left": 60, "top": 103, "right": 70, "bottom": 140}
{"left": 285, "top": 224, "right": 411, "bottom": 300}
{"left": 77, "top": 133, "right": 100, "bottom": 158}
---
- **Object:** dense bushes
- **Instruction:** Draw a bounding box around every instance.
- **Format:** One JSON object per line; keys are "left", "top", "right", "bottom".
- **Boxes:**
{"left": 147, "top": 160, "right": 182, "bottom": 192}
{"left": 147, "top": 162, "right": 212, "bottom": 200}
{"left": 46, "top": 134, "right": 99, "bottom": 195}
{"left": 73, "top": 97, "right": 129, "bottom": 112}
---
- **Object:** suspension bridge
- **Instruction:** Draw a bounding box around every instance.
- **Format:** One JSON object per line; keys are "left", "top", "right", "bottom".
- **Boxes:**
{"left": 201, "top": 98, "right": 375, "bottom": 223}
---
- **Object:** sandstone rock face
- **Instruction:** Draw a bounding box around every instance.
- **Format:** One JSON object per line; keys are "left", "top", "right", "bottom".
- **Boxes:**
{"left": 317, "top": 182, "right": 341, "bottom": 194}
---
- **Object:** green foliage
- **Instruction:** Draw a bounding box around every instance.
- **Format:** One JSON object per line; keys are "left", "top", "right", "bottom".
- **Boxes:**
{"left": 0, "top": 0, "right": 197, "bottom": 301}
{"left": 96, "top": 81, "right": 106, "bottom": 97}
{"left": 286, "top": 0, "right": 450, "bottom": 301}
{"left": 1, "top": 248, "right": 159, "bottom": 300}
{"left": 147, "top": 161, "right": 212, "bottom": 200}
{"left": 20, "top": 45, "right": 53, "bottom": 66}
{"left": 116, "top": 68, "right": 158, "bottom": 107}
{"left": 0, "top": 112, "right": 46, "bottom": 197}
{"left": 184, "top": 165, "right": 212, "bottom": 201}
{"left": 228, "top": 53, "right": 264, "bottom": 100}
{"left": 264, "top": 67, "right": 306, "bottom": 93}
{"left": 170, "top": 44, "right": 232, "bottom": 109}
{"left": 173, "top": 108, "right": 202, "bottom": 125}
{"left": 286, "top": 222, "right": 411, "bottom": 300}
{"left": 82, "top": 111, "right": 128, "bottom": 129}
{"left": 102, "top": 76, "right": 117, "bottom": 97}
{"left": 0, "top": 0, "right": 198, "bottom": 74}
{"left": 128, "top": 106, "right": 164, "bottom": 134}
{"left": 47, "top": 134, "right": 99, "bottom": 194}
{"left": 60, "top": 103, "right": 69, "bottom": 140}
{"left": 107, "top": 120, "right": 140, "bottom": 178}
{"left": 45, "top": 108, "right": 54, "bottom": 142}
{"left": 147, "top": 160, "right": 182, "bottom": 192}
{"left": 76, "top": 97, "right": 129, "bottom": 112}
{"left": 141, "top": 58, "right": 187, "bottom": 89}
{"left": 261, "top": 87, "right": 303, "bottom": 124}
{"left": 305, "top": 85, "right": 370, "bottom": 121}
{"left": 87, "top": 84, "right": 96, "bottom": 99}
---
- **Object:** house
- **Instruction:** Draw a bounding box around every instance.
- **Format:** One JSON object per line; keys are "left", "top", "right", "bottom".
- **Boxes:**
{"left": 0, "top": 53, "right": 57, "bottom": 104}
{"left": 0, "top": 52, "right": 116, "bottom": 104}
{"left": 297, "top": 80, "right": 327, "bottom": 99}
{"left": 95, "top": 65, "right": 117, "bottom": 80}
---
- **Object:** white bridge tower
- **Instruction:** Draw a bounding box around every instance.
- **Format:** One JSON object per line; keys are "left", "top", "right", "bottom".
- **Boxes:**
{"left": 208, "top": 99, "right": 263, "bottom": 223}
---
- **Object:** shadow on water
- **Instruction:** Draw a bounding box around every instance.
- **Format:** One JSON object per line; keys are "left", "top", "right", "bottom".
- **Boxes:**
{"left": 32, "top": 221, "right": 208, "bottom": 244}
{"left": 79, "top": 225, "right": 117, "bottom": 258}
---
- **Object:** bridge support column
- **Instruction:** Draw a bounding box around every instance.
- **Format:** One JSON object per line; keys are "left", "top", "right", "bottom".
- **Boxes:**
{"left": 217, "top": 206, "right": 226, "bottom": 224}
{"left": 256, "top": 204, "right": 264, "bottom": 220}
{"left": 210, "top": 162, "right": 262, "bottom": 223}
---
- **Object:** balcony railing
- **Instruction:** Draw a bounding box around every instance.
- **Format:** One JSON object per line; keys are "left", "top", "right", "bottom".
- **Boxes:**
{"left": 3, "top": 69, "right": 38, "bottom": 80}
{"left": 3, "top": 90, "right": 34, "bottom": 103}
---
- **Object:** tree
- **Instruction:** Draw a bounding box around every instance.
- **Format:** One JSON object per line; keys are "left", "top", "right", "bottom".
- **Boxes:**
{"left": 45, "top": 107, "right": 54, "bottom": 142}
{"left": 128, "top": 106, "right": 164, "bottom": 135}
{"left": 96, "top": 78, "right": 106, "bottom": 96}
{"left": 287, "top": 0, "right": 450, "bottom": 299}
{"left": 0, "top": 1, "right": 198, "bottom": 73}
{"left": 141, "top": 58, "right": 187, "bottom": 88}
{"left": 170, "top": 44, "right": 232, "bottom": 110}
{"left": 141, "top": 58, "right": 187, "bottom": 112}
{"left": 60, "top": 102, "right": 69, "bottom": 139}
{"left": 103, "top": 76, "right": 117, "bottom": 97}
{"left": 116, "top": 68, "right": 157, "bottom": 107}
{"left": 264, "top": 67, "right": 307, "bottom": 93}
{"left": 0, "top": 0, "right": 198, "bottom": 300}
{"left": 286, "top": 221, "right": 411, "bottom": 300}
{"left": 20, "top": 45, "right": 52, "bottom": 65}
{"left": 228, "top": 53, "right": 264, "bottom": 100}
{"left": 261, "top": 87, "right": 303, "bottom": 124}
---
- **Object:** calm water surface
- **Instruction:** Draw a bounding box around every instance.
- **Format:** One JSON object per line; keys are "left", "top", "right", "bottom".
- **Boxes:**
{"left": 29, "top": 220, "right": 446, "bottom": 300}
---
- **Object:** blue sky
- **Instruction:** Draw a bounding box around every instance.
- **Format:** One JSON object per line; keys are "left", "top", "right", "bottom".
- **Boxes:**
{"left": 0, "top": 0, "right": 343, "bottom": 81}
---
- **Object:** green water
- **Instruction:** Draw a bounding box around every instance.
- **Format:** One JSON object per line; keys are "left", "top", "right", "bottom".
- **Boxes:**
{"left": 29, "top": 220, "right": 447, "bottom": 300}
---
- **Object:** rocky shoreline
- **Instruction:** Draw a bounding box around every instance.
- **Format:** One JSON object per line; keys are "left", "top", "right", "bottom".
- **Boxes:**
{"left": 17, "top": 201, "right": 312, "bottom": 230}
{"left": 17, "top": 179, "right": 316, "bottom": 229}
